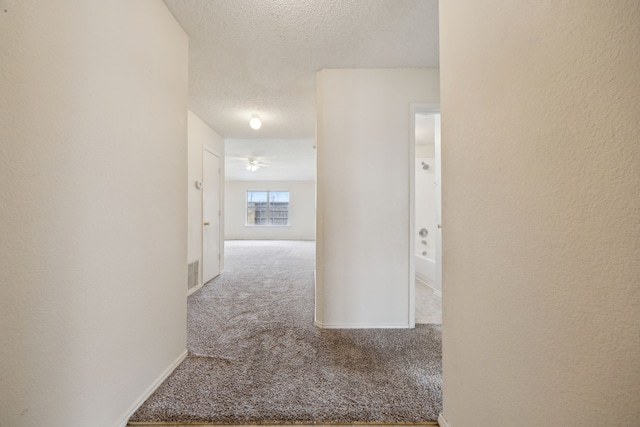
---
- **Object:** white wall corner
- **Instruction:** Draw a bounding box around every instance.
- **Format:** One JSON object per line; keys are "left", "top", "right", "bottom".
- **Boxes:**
{"left": 117, "top": 350, "right": 187, "bottom": 427}
{"left": 438, "top": 413, "right": 450, "bottom": 427}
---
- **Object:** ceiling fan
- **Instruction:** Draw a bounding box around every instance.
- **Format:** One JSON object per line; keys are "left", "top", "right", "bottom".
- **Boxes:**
{"left": 245, "top": 159, "right": 270, "bottom": 172}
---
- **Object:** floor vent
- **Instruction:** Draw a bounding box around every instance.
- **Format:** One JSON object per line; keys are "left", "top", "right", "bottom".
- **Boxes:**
{"left": 187, "top": 260, "right": 200, "bottom": 290}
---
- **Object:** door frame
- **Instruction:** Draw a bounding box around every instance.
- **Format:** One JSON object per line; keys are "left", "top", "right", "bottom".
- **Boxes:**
{"left": 202, "top": 147, "right": 223, "bottom": 284}
{"left": 409, "top": 103, "right": 440, "bottom": 327}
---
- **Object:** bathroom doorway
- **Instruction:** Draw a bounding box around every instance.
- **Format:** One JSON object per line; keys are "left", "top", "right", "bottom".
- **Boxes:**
{"left": 410, "top": 105, "right": 441, "bottom": 325}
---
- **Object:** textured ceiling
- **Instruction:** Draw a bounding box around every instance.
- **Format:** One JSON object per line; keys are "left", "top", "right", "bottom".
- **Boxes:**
{"left": 163, "top": 0, "right": 440, "bottom": 139}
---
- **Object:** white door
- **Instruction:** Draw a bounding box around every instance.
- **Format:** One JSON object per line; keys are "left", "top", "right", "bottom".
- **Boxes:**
{"left": 202, "top": 149, "right": 221, "bottom": 283}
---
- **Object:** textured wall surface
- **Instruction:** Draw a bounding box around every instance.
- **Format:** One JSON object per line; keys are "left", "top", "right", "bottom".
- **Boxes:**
{"left": 188, "top": 111, "right": 225, "bottom": 283}
{"left": 315, "top": 68, "right": 440, "bottom": 327}
{"left": 0, "top": 1, "right": 188, "bottom": 426}
{"left": 163, "top": 0, "right": 439, "bottom": 138}
{"left": 440, "top": 1, "right": 640, "bottom": 426}
{"left": 224, "top": 180, "right": 316, "bottom": 240}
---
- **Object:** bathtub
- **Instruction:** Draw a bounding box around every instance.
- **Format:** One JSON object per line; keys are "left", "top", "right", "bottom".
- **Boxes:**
{"left": 415, "top": 251, "right": 436, "bottom": 285}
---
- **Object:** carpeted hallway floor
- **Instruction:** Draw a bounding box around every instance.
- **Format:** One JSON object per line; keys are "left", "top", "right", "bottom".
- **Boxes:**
{"left": 129, "top": 240, "right": 442, "bottom": 425}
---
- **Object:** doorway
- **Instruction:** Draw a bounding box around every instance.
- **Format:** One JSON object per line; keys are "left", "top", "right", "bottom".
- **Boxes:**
{"left": 410, "top": 104, "right": 441, "bottom": 326}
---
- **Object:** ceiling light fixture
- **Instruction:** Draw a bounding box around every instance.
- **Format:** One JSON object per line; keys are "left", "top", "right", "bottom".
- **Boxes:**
{"left": 249, "top": 114, "right": 262, "bottom": 130}
{"left": 245, "top": 159, "right": 269, "bottom": 172}
{"left": 246, "top": 162, "right": 260, "bottom": 172}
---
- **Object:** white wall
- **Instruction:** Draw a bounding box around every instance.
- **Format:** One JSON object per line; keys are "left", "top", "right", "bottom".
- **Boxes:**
{"left": 315, "top": 68, "right": 440, "bottom": 327}
{"left": 225, "top": 181, "right": 316, "bottom": 240}
{"left": 188, "top": 110, "right": 225, "bottom": 284}
{"left": 416, "top": 144, "right": 435, "bottom": 158}
{"left": 0, "top": 2, "right": 188, "bottom": 426}
{"left": 440, "top": 1, "right": 640, "bottom": 426}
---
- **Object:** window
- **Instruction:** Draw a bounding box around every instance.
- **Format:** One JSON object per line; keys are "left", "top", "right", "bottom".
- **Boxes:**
{"left": 247, "top": 191, "right": 289, "bottom": 226}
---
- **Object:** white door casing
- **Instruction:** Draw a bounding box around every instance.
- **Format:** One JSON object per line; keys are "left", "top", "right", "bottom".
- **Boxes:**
{"left": 434, "top": 113, "right": 442, "bottom": 292}
{"left": 409, "top": 104, "right": 441, "bottom": 327}
{"left": 202, "top": 148, "right": 221, "bottom": 283}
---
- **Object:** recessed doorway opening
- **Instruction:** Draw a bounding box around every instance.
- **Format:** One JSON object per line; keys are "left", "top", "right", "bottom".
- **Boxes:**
{"left": 410, "top": 104, "right": 442, "bottom": 326}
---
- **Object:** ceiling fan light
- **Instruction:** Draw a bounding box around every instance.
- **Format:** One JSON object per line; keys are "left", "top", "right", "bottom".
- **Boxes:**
{"left": 246, "top": 161, "right": 260, "bottom": 172}
{"left": 249, "top": 115, "right": 262, "bottom": 130}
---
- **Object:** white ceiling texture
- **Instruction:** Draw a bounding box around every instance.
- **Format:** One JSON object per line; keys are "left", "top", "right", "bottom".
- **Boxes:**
{"left": 163, "top": 0, "right": 440, "bottom": 180}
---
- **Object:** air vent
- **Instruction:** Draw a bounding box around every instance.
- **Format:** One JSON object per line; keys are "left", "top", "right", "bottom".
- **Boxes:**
{"left": 187, "top": 260, "right": 200, "bottom": 290}
{"left": 193, "top": 260, "right": 199, "bottom": 288}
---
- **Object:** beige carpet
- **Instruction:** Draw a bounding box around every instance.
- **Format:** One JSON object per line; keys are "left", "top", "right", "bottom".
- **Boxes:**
{"left": 129, "top": 240, "right": 442, "bottom": 424}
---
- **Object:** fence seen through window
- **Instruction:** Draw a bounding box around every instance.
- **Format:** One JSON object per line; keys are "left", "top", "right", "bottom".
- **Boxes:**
{"left": 246, "top": 191, "right": 289, "bottom": 225}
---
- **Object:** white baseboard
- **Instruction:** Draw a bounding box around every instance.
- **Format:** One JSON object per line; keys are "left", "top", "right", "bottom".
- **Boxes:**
{"left": 314, "top": 320, "right": 411, "bottom": 329}
{"left": 416, "top": 277, "right": 442, "bottom": 298}
{"left": 187, "top": 282, "right": 203, "bottom": 297}
{"left": 438, "top": 413, "right": 450, "bottom": 427}
{"left": 117, "top": 349, "right": 188, "bottom": 427}
{"left": 313, "top": 270, "right": 318, "bottom": 325}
